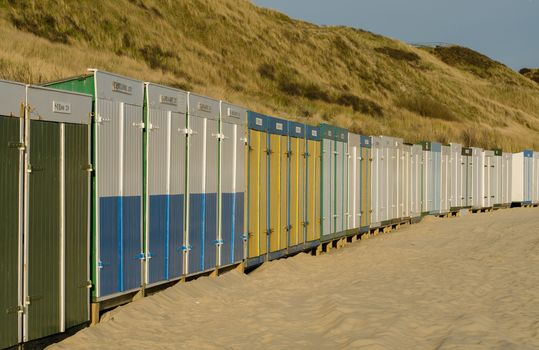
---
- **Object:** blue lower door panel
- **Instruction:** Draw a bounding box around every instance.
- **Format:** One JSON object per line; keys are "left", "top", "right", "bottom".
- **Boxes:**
{"left": 204, "top": 193, "right": 217, "bottom": 270}
{"left": 148, "top": 195, "right": 167, "bottom": 284}
{"left": 221, "top": 193, "right": 234, "bottom": 266}
{"left": 234, "top": 193, "right": 245, "bottom": 263}
{"left": 188, "top": 194, "right": 203, "bottom": 274}
{"left": 122, "top": 196, "right": 142, "bottom": 291}
{"left": 99, "top": 197, "right": 120, "bottom": 296}
{"left": 169, "top": 195, "right": 184, "bottom": 279}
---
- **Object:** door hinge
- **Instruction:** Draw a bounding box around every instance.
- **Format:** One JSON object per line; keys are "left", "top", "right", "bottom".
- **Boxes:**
{"left": 212, "top": 133, "right": 227, "bottom": 140}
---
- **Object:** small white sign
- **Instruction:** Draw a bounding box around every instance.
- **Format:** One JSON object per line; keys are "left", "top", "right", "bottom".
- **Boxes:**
{"left": 52, "top": 101, "right": 71, "bottom": 114}
{"left": 276, "top": 123, "right": 283, "bottom": 131}
{"left": 198, "top": 103, "right": 212, "bottom": 113}
{"left": 160, "top": 95, "right": 177, "bottom": 106}
{"left": 312, "top": 130, "right": 318, "bottom": 137}
{"left": 256, "top": 117, "right": 263, "bottom": 126}
{"left": 295, "top": 126, "right": 301, "bottom": 133}
{"left": 228, "top": 108, "right": 242, "bottom": 118}
{"left": 328, "top": 131, "right": 332, "bottom": 136}
{"left": 112, "top": 81, "right": 133, "bottom": 95}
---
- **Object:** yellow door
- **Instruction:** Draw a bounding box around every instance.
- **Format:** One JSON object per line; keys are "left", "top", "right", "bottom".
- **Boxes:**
{"left": 248, "top": 130, "right": 267, "bottom": 258}
{"left": 298, "top": 139, "right": 306, "bottom": 244}
{"left": 279, "top": 135, "right": 288, "bottom": 251}
{"left": 269, "top": 134, "right": 281, "bottom": 252}
{"left": 360, "top": 147, "right": 371, "bottom": 228}
{"left": 289, "top": 137, "right": 299, "bottom": 247}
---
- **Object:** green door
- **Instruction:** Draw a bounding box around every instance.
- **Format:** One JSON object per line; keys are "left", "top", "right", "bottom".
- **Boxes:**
{"left": 64, "top": 123, "right": 89, "bottom": 328}
{"left": 0, "top": 116, "right": 21, "bottom": 349}
{"left": 27, "top": 120, "right": 61, "bottom": 341}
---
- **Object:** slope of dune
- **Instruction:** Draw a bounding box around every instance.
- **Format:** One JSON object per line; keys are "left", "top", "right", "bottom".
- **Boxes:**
{"left": 48, "top": 208, "right": 539, "bottom": 349}
{"left": 0, "top": 0, "right": 538, "bottom": 150}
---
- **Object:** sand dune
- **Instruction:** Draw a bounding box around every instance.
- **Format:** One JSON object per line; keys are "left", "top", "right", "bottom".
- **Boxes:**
{"left": 49, "top": 208, "right": 539, "bottom": 349}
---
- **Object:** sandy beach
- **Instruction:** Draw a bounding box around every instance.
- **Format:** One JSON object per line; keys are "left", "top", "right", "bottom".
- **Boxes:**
{"left": 49, "top": 208, "right": 539, "bottom": 349}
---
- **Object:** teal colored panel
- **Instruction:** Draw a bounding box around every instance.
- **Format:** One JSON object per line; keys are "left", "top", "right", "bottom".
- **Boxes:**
{"left": 27, "top": 121, "right": 61, "bottom": 341}
{"left": 0, "top": 116, "right": 21, "bottom": 349}
{"left": 64, "top": 124, "right": 89, "bottom": 328}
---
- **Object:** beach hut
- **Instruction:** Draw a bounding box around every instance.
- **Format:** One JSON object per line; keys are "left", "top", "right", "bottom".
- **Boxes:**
{"left": 24, "top": 85, "right": 92, "bottom": 343}
{"left": 46, "top": 70, "right": 145, "bottom": 301}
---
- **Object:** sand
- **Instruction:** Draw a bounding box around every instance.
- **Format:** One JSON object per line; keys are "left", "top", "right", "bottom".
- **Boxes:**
{"left": 49, "top": 208, "right": 539, "bottom": 350}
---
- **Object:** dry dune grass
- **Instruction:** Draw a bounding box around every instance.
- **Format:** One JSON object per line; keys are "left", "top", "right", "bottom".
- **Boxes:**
{"left": 0, "top": 0, "right": 538, "bottom": 151}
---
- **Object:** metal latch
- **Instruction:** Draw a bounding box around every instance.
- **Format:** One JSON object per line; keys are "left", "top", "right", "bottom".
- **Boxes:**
{"left": 132, "top": 122, "right": 145, "bottom": 129}
{"left": 5, "top": 305, "right": 25, "bottom": 314}
{"left": 8, "top": 142, "right": 25, "bottom": 150}
{"left": 212, "top": 133, "right": 227, "bottom": 140}
{"left": 79, "top": 280, "right": 93, "bottom": 289}
{"left": 82, "top": 164, "right": 94, "bottom": 172}
{"left": 179, "top": 128, "right": 197, "bottom": 135}
{"left": 147, "top": 123, "right": 159, "bottom": 131}
{"left": 96, "top": 115, "right": 111, "bottom": 123}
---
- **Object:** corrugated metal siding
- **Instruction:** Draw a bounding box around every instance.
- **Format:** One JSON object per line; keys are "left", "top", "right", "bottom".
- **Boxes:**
{"left": 27, "top": 121, "right": 61, "bottom": 341}
{"left": 289, "top": 137, "right": 300, "bottom": 247}
{"left": 0, "top": 115, "right": 22, "bottom": 349}
{"left": 360, "top": 146, "right": 371, "bottom": 227}
{"left": 279, "top": 135, "right": 288, "bottom": 251}
{"left": 440, "top": 146, "right": 450, "bottom": 214}
{"left": 321, "top": 138, "right": 332, "bottom": 237}
{"left": 335, "top": 141, "right": 343, "bottom": 233}
{"left": 410, "top": 145, "right": 422, "bottom": 217}
{"left": 531, "top": 152, "right": 539, "bottom": 204}
{"left": 146, "top": 107, "right": 186, "bottom": 284}
{"left": 64, "top": 124, "right": 90, "bottom": 328}
{"left": 247, "top": 130, "right": 266, "bottom": 258}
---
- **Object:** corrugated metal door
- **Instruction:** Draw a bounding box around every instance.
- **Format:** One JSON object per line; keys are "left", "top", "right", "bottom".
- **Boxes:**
{"left": 247, "top": 129, "right": 267, "bottom": 258}
{"left": 298, "top": 137, "right": 305, "bottom": 245}
{"left": 279, "top": 134, "right": 288, "bottom": 252}
{"left": 306, "top": 138, "right": 316, "bottom": 242}
{"left": 0, "top": 115, "right": 22, "bottom": 349}
{"left": 287, "top": 124, "right": 306, "bottom": 248}
{"left": 305, "top": 127, "right": 320, "bottom": 242}
{"left": 440, "top": 146, "right": 449, "bottom": 213}
{"left": 370, "top": 137, "right": 381, "bottom": 227}
{"left": 26, "top": 121, "right": 61, "bottom": 341}
{"left": 186, "top": 110, "right": 219, "bottom": 273}
{"left": 410, "top": 145, "right": 422, "bottom": 217}
{"left": 147, "top": 108, "right": 186, "bottom": 284}
{"left": 335, "top": 140, "right": 343, "bottom": 234}
{"left": 347, "top": 134, "right": 359, "bottom": 230}
{"left": 321, "top": 138, "right": 332, "bottom": 238}
{"left": 532, "top": 152, "right": 539, "bottom": 204}
{"left": 360, "top": 139, "right": 371, "bottom": 228}
{"left": 269, "top": 134, "right": 282, "bottom": 252}
{"left": 122, "top": 104, "right": 143, "bottom": 288}
{"left": 64, "top": 124, "right": 89, "bottom": 329}
{"left": 220, "top": 104, "right": 246, "bottom": 266}
{"left": 96, "top": 99, "right": 143, "bottom": 296}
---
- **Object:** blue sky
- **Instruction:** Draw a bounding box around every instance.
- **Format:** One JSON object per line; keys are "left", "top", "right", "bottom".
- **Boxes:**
{"left": 252, "top": 0, "right": 538, "bottom": 70}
